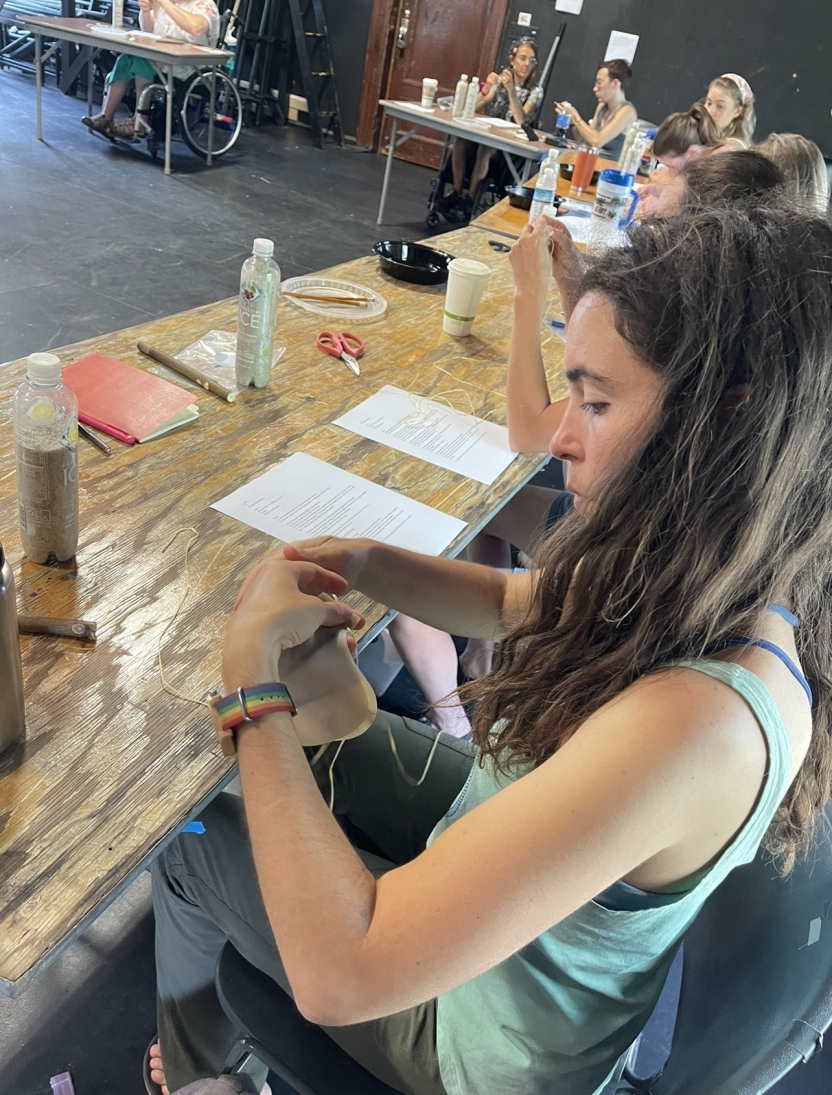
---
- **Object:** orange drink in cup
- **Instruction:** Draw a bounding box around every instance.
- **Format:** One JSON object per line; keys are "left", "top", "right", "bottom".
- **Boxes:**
{"left": 571, "top": 147, "right": 599, "bottom": 195}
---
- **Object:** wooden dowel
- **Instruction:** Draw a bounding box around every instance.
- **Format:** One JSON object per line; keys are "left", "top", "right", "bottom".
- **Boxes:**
{"left": 18, "top": 616, "right": 97, "bottom": 642}
{"left": 137, "top": 341, "right": 237, "bottom": 403}
{"left": 284, "top": 291, "right": 369, "bottom": 306}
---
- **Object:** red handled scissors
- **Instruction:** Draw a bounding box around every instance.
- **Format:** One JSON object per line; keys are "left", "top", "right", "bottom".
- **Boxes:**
{"left": 316, "top": 330, "right": 365, "bottom": 376}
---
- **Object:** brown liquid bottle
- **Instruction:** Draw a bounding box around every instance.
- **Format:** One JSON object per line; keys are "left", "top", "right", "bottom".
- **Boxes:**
{"left": 13, "top": 353, "right": 79, "bottom": 566}
{"left": 0, "top": 543, "right": 25, "bottom": 753}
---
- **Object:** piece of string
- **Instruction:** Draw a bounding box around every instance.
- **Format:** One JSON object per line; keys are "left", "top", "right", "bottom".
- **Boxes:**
{"left": 157, "top": 527, "right": 225, "bottom": 709}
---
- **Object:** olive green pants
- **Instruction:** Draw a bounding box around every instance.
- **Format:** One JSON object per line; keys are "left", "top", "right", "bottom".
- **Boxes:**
{"left": 153, "top": 712, "right": 475, "bottom": 1094}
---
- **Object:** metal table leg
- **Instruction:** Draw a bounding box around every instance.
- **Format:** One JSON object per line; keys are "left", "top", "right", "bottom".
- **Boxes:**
{"left": 376, "top": 116, "right": 398, "bottom": 225}
{"left": 164, "top": 63, "right": 174, "bottom": 175}
{"left": 87, "top": 45, "right": 95, "bottom": 115}
{"left": 207, "top": 66, "right": 216, "bottom": 167}
{"left": 35, "top": 38, "right": 59, "bottom": 141}
{"left": 35, "top": 33, "right": 43, "bottom": 140}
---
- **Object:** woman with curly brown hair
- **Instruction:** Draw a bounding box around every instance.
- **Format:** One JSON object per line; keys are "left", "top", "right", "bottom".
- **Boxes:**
{"left": 150, "top": 206, "right": 832, "bottom": 1095}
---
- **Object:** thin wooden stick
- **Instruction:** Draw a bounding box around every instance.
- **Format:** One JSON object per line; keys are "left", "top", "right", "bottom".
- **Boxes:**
{"left": 284, "top": 291, "right": 370, "bottom": 306}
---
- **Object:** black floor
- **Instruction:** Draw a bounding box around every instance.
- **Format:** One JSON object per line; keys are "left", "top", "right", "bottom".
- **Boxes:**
{"left": 1, "top": 64, "right": 830, "bottom": 1095}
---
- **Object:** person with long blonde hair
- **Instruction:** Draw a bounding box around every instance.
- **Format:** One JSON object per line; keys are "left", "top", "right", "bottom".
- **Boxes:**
{"left": 704, "top": 73, "right": 756, "bottom": 148}
{"left": 757, "top": 133, "right": 831, "bottom": 215}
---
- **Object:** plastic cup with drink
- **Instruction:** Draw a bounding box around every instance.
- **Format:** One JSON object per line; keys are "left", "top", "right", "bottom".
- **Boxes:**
{"left": 592, "top": 169, "right": 640, "bottom": 226}
{"left": 443, "top": 258, "right": 491, "bottom": 337}
{"left": 421, "top": 78, "right": 439, "bottom": 108}
{"left": 570, "top": 146, "right": 599, "bottom": 196}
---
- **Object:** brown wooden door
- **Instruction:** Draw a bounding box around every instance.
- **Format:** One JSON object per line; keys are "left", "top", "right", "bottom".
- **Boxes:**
{"left": 381, "top": 0, "right": 510, "bottom": 169}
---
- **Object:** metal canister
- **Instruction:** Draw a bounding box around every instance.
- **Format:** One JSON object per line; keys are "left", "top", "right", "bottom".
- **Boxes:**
{"left": 0, "top": 543, "right": 26, "bottom": 752}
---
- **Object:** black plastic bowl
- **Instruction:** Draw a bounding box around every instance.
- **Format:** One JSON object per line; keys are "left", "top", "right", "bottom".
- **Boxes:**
{"left": 373, "top": 241, "right": 452, "bottom": 285}
{"left": 506, "top": 184, "right": 535, "bottom": 210}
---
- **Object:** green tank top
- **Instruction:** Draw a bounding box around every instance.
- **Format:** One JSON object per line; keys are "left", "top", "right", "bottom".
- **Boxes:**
{"left": 428, "top": 660, "right": 794, "bottom": 1095}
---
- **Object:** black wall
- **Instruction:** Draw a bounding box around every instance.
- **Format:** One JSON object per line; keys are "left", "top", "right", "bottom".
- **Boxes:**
{"left": 497, "top": 0, "right": 832, "bottom": 155}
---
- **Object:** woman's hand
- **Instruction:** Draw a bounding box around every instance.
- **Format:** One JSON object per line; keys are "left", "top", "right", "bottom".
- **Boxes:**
{"left": 223, "top": 555, "right": 364, "bottom": 691}
{"left": 498, "top": 69, "right": 514, "bottom": 89}
{"left": 485, "top": 71, "right": 500, "bottom": 87}
{"left": 509, "top": 216, "right": 555, "bottom": 318}
{"left": 540, "top": 215, "right": 581, "bottom": 283}
{"left": 138, "top": 0, "right": 153, "bottom": 10}
{"left": 283, "top": 537, "right": 372, "bottom": 590}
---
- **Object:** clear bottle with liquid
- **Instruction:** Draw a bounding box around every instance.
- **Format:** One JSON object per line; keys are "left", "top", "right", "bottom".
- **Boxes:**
{"left": 0, "top": 542, "right": 26, "bottom": 754}
{"left": 13, "top": 352, "right": 79, "bottom": 565}
{"left": 555, "top": 103, "right": 571, "bottom": 142}
{"left": 452, "top": 74, "right": 469, "bottom": 117}
{"left": 463, "top": 76, "right": 479, "bottom": 120}
{"left": 528, "top": 151, "right": 560, "bottom": 224}
{"left": 235, "top": 238, "right": 281, "bottom": 389}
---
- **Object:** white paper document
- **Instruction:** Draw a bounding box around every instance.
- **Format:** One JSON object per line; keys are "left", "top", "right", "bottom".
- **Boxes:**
{"left": 333, "top": 385, "right": 517, "bottom": 485}
{"left": 211, "top": 452, "right": 466, "bottom": 555}
{"left": 605, "top": 30, "right": 639, "bottom": 65}
{"left": 555, "top": 0, "right": 584, "bottom": 14}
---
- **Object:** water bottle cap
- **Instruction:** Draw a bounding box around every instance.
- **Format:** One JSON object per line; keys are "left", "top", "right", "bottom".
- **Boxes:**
{"left": 253, "top": 238, "right": 275, "bottom": 257}
{"left": 645, "top": 127, "right": 657, "bottom": 138}
{"left": 460, "top": 74, "right": 468, "bottom": 80}
{"left": 27, "top": 352, "right": 62, "bottom": 384}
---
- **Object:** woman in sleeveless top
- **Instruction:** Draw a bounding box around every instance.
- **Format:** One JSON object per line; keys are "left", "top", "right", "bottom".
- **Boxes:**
{"left": 150, "top": 207, "right": 832, "bottom": 1095}
{"left": 555, "top": 58, "right": 637, "bottom": 159}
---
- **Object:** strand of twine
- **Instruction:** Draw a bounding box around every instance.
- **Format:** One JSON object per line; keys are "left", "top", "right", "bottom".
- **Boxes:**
{"left": 157, "top": 527, "right": 225, "bottom": 708}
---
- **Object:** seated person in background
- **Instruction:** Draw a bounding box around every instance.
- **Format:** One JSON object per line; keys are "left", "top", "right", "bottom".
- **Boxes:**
{"left": 82, "top": 0, "right": 219, "bottom": 138}
{"left": 757, "top": 133, "right": 831, "bottom": 215}
{"left": 638, "top": 145, "right": 781, "bottom": 219}
{"left": 555, "top": 58, "right": 637, "bottom": 160}
{"left": 703, "top": 73, "right": 756, "bottom": 149}
{"left": 448, "top": 37, "right": 543, "bottom": 213}
{"left": 649, "top": 102, "right": 724, "bottom": 181}
{"left": 149, "top": 205, "right": 832, "bottom": 1095}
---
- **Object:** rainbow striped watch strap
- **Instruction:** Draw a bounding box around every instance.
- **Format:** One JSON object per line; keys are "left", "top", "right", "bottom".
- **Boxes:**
{"left": 209, "top": 684, "right": 296, "bottom": 756}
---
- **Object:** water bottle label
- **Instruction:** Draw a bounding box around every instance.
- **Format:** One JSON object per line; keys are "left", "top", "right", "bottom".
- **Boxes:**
{"left": 556, "top": 113, "right": 571, "bottom": 129}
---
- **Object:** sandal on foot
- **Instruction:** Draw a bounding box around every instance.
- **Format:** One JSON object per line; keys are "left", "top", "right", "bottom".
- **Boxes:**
{"left": 81, "top": 114, "right": 112, "bottom": 135}
{"left": 143, "top": 1037, "right": 270, "bottom": 1095}
{"left": 143, "top": 1038, "right": 164, "bottom": 1095}
{"left": 111, "top": 116, "right": 141, "bottom": 140}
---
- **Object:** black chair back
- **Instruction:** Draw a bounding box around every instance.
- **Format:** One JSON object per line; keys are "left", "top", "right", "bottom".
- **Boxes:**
{"left": 216, "top": 942, "right": 402, "bottom": 1095}
{"left": 639, "top": 803, "right": 832, "bottom": 1094}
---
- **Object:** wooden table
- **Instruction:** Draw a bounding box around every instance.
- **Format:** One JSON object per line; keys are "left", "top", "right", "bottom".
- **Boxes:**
{"left": 22, "top": 15, "right": 233, "bottom": 175}
{"left": 471, "top": 151, "right": 620, "bottom": 240}
{"left": 0, "top": 227, "right": 568, "bottom": 995}
{"left": 377, "top": 99, "right": 551, "bottom": 225}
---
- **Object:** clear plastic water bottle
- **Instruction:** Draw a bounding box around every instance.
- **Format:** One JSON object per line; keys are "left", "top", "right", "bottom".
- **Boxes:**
{"left": 0, "top": 542, "right": 26, "bottom": 753}
{"left": 452, "top": 74, "right": 469, "bottom": 118}
{"left": 555, "top": 105, "right": 571, "bottom": 142}
{"left": 235, "top": 238, "right": 281, "bottom": 389}
{"left": 13, "top": 352, "right": 79, "bottom": 565}
{"left": 528, "top": 151, "right": 560, "bottom": 224}
{"left": 464, "top": 76, "right": 479, "bottom": 120}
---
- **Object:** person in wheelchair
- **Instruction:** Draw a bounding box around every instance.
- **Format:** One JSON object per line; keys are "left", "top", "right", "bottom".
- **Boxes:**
{"left": 445, "top": 36, "right": 543, "bottom": 220}
{"left": 81, "top": 0, "right": 219, "bottom": 139}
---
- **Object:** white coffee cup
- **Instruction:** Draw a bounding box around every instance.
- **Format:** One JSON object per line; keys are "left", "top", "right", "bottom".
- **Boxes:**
{"left": 443, "top": 258, "right": 491, "bottom": 336}
{"left": 421, "top": 78, "right": 439, "bottom": 108}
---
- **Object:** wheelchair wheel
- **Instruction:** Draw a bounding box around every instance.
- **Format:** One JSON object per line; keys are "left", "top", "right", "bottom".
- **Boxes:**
{"left": 179, "top": 69, "right": 242, "bottom": 159}
{"left": 426, "top": 211, "right": 440, "bottom": 229}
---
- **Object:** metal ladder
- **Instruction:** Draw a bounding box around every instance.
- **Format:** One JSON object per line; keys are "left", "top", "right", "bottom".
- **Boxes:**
{"left": 285, "top": 0, "right": 342, "bottom": 148}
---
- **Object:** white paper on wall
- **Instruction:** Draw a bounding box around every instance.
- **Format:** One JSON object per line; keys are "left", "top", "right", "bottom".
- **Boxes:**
{"left": 604, "top": 30, "right": 639, "bottom": 65}
{"left": 555, "top": 0, "right": 584, "bottom": 14}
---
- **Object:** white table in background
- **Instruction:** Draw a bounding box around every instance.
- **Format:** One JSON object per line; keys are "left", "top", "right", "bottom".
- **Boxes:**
{"left": 376, "top": 99, "right": 550, "bottom": 225}
{"left": 22, "top": 15, "right": 232, "bottom": 175}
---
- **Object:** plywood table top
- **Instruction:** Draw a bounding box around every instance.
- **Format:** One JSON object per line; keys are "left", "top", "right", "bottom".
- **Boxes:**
{"left": 0, "top": 227, "right": 567, "bottom": 993}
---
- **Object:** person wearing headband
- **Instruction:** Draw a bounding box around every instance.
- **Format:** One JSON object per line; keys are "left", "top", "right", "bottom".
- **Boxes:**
{"left": 704, "top": 74, "right": 756, "bottom": 149}
{"left": 448, "top": 36, "right": 543, "bottom": 217}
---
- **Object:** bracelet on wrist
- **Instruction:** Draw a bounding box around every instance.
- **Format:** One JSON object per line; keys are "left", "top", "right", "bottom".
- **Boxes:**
{"left": 209, "top": 683, "right": 296, "bottom": 757}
